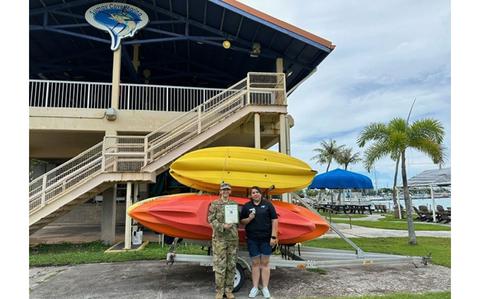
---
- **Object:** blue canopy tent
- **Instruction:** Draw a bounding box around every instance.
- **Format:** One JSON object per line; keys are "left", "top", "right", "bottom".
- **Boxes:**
{"left": 308, "top": 168, "right": 374, "bottom": 189}
{"left": 308, "top": 168, "right": 374, "bottom": 205}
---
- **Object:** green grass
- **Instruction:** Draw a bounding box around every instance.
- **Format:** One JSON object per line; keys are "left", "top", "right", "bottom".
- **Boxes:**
{"left": 30, "top": 241, "right": 206, "bottom": 267}
{"left": 305, "top": 237, "right": 450, "bottom": 267}
{"left": 331, "top": 218, "right": 450, "bottom": 231}
{"left": 302, "top": 291, "right": 450, "bottom": 299}
{"left": 31, "top": 237, "right": 450, "bottom": 268}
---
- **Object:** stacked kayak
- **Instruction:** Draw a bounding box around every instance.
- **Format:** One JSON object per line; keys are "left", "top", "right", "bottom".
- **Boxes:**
{"left": 128, "top": 193, "right": 330, "bottom": 244}
{"left": 128, "top": 146, "right": 329, "bottom": 243}
{"left": 169, "top": 146, "right": 317, "bottom": 195}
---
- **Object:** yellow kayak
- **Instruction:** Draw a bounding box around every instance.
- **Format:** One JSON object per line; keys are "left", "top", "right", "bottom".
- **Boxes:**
{"left": 169, "top": 146, "right": 317, "bottom": 195}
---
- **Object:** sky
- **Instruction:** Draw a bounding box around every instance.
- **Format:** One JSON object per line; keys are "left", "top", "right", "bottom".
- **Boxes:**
{"left": 241, "top": 0, "right": 451, "bottom": 189}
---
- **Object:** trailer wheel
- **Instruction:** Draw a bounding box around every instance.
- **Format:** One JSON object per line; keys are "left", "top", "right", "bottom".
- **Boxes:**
{"left": 233, "top": 263, "right": 245, "bottom": 292}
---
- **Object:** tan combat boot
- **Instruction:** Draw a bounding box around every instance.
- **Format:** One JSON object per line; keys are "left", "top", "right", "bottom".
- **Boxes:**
{"left": 215, "top": 290, "right": 224, "bottom": 299}
{"left": 225, "top": 287, "right": 235, "bottom": 299}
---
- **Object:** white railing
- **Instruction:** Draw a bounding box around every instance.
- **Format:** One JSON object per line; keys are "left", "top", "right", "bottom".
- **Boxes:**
{"left": 29, "top": 72, "right": 286, "bottom": 214}
{"left": 29, "top": 142, "right": 104, "bottom": 211}
{"left": 29, "top": 80, "right": 226, "bottom": 111}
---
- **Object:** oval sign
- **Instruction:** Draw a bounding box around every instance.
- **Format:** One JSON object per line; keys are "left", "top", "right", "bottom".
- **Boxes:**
{"left": 85, "top": 2, "right": 149, "bottom": 51}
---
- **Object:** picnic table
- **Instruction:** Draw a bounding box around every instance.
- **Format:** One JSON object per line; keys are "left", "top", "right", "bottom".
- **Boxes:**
{"left": 318, "top": 203, "right": 373, "bottom": 215}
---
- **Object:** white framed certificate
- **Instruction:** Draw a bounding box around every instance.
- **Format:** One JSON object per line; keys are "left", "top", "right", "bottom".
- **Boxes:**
{"left": 224, "top": 204, "right": 239, "bottom": 224}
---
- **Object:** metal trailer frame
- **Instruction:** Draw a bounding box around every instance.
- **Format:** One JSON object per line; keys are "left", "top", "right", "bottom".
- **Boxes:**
{"left": 166, "top": 242, "right": 429, "bottom": 292}
{"left": 164, "top": 193, "right": 430, "bottom": 292}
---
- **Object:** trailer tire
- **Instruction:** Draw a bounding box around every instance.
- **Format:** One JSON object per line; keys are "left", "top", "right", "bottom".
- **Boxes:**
{"left": 233, "top": 263, "right": 245, "bottom": 292}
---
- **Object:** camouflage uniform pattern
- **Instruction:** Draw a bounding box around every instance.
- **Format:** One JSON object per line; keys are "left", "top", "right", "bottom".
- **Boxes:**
{"left": 208, "top": 199, "right": 239, "bottom": 294}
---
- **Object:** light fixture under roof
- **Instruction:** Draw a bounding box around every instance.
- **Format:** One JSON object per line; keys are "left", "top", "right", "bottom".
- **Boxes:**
{"left": 250, "top": 42, "right": 261, "bottom": 58}
{"left": 222, "top": 40, "right": 231, "bottom": 49}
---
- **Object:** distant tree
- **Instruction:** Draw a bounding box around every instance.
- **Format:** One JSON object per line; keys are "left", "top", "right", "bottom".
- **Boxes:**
{"left": 311, "top": 139, "right": 345, "bottom": 172}
{"left": 335, "top": 148, "right": 361, "bottom": 170}
{"left": 305, "top": 189, "right": 319, "bottom": 198}
{"left": 357, "top": 117, "right": 445, "bottom": 245}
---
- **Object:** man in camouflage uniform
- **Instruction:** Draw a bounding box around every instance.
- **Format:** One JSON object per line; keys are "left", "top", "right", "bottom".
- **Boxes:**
{"left": 208, "top": 182, "right": 239, "bottom": 299}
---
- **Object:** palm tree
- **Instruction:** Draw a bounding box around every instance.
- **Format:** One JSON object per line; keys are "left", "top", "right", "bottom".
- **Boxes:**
{"left": 357, "top": 117, "right": 444, "bottom": 245}
{"left": 335, "top": 148, "right": 361, "bottom": 170}
{"left": 391, "top": 153, "right": 402, "bottom": 219}
{"left": 311, "top": 139, "right": 345, "bottom": 172}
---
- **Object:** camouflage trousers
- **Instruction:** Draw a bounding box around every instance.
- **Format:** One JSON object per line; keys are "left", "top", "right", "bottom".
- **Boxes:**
{"left": 212, "top": 239, "right": 238, "bottom": 293}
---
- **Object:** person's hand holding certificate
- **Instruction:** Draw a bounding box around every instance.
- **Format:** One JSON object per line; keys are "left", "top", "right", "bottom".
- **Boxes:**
{"left": 224, "top": 204, "right": 239, "bottom": 224}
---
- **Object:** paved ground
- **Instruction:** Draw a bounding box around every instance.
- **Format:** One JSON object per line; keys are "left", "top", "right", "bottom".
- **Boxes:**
{"left": 29, "top": 260, "right": 450, "bottom": 299}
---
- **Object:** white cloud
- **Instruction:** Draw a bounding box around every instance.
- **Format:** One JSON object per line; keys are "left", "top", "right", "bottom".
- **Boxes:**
{"left": 241, "top": 0, "right": 451, "bottom": 186}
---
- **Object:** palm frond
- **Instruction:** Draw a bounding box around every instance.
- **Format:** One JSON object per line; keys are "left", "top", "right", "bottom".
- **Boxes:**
{"left": 357, "top": 123, "right": 388, "bottom": 147}
{"left": 410, "top": 118, "right": 445, "bottom": 144}
{"left": 363, "top": 141, "right": 391, "bottom": 172}
{"left": 411, "top": 139, "right": 443, "bottom": 163}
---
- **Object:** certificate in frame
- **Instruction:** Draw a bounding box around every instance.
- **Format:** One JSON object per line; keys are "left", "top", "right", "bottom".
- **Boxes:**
{"left": 224, "top": 204, "right": 239, "bottom": 224}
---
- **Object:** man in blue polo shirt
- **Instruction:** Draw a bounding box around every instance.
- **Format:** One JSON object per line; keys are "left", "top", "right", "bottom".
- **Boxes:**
{"left": 240, "top": 186, "right": 278, "bottom": 298}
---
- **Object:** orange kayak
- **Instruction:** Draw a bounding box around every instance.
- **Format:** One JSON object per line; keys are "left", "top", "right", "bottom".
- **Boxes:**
{"left": 128, "top": 193, "right": 329, "bottom": 244}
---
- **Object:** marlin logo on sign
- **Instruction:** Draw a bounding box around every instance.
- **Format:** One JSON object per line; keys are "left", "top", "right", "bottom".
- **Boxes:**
{"left": 85, "top": 2, "right": 149, "bottom": 51}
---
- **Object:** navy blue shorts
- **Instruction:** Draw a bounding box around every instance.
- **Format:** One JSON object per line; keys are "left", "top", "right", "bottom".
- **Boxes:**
{"left": 247, "top": 238, "right": 272, "bottom": 258}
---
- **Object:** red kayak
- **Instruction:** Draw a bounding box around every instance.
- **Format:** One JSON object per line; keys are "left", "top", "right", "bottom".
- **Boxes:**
{"left": 128, "top": 193, "right": 330, "bottom": 244}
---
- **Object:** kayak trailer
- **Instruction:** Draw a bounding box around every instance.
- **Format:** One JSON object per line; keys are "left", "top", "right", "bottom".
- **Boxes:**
{"left": 165, "top": 194, "right": 430, "bottom": 292}
{"left": 166, "top": 243, "right": 429, "bottom": 292}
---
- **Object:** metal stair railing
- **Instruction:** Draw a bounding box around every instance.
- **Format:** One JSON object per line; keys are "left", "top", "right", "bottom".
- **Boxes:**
{"left": 29, "top": 72, "right": 286, "bottom": 217}
{"left": 29, "top": 142, "right": 103, "bottom": 213}
{"left": 144, "top": 77, "right": 247, "bottom": 163}
{"left": 143, "top": 72, "right": 286, "bottom": 163}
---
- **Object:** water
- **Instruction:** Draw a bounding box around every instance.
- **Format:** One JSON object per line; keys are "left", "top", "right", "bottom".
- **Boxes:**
{"left": 370, "top": 197, "right": 451, "bottom": 211}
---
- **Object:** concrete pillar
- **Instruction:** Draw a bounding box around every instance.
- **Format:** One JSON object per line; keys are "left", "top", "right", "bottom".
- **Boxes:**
{"left": 134, "top": 183, "right": 139, "bottom": 203}
{"left": 276, "top": 58, "right": 286, "bottom": 105}
{"left": 279, "top": 114, "right": 287, "bottom": 154}
{"left": 286, "top": 115, "right": 292, "bottom": 156}
{"left": 276, "top": 57, "right": 284, "bottom": 73}
{"left": 101, "top": 185, "right": 117, "bottom": 245}
{"left": 111, "top": 47, "right": 122, "bottom": 110}
{"left": 279, "top": 114, "right": 291, "bottom": 202}
{"left": 124, "top": 182, "right": 132, "bottom": 249}
{"left": 132, "top": 44, "right": 140, "bottom": 72}
{"left": 277, "top": 58, "right": 289, "bottom": 202}
{"left": 254, "top": 113, "right": 261, "bottom": 149}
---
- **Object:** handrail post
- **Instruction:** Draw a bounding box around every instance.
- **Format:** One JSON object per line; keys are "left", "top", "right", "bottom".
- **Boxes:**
{"left": 166, "top": 87, "right": 169, "bottom": 111}
{"left": 143, "top": 137, "right": 149, "bottom": 167}
{"left": 127, "top": 85, "right": 131, "bottom": 110}
{"left": 41, "top": 176, "right": 47, "bottom": 207}
{"left": 197, "top": 106, "right": 202, "bottom": 134}
{"left": 45, "top": 82, "right": 50, "bottom": 107}
{"left": 87, "top": 83, "right": 91, "bottom": 108}
{"left": 101, "top": 137, "right": 106, "bottom": 171}
{"left": 246, "top": 73, "right": 250, "bottom": 105}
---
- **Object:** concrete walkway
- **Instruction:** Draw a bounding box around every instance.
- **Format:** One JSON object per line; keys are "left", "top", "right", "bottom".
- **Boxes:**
{"left": 319, "top": 213, "right": 451, "bottom": 238}
{"left": 323, "top": 223, "right": 451, "bottom": 238}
